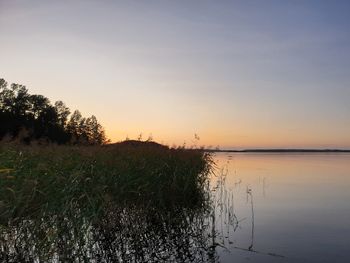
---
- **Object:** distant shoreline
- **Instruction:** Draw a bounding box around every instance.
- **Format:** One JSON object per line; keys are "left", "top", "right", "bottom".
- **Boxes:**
{"left": 207, "top": 149, "right": 350, "bottom": 153}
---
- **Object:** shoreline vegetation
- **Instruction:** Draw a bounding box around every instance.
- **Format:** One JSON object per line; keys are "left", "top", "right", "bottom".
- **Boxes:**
{"left": 0, "top": 78, "right": 107, "bottom": 145}
{"left": 0, "top": 140, "right": 214, "bottom": 261}
{"left": 0, "top": 140, "right": 213, "bottom": 222}
{"left": 0, "top": 75, "right": 215, "bottom": 260}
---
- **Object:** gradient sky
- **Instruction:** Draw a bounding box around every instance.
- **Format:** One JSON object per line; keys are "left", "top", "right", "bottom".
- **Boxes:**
{"left": 1, "top": 1, "right": 349, "bottom": 149}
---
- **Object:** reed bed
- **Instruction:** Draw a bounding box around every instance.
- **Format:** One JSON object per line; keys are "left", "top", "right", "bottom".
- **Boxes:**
{"left": 0, "top": 141, "right": 213, "bottom": 225}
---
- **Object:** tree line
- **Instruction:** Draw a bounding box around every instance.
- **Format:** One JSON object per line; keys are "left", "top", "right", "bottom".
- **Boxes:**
{"left": 0, "top": 78, "right": 107, "bottom": 145}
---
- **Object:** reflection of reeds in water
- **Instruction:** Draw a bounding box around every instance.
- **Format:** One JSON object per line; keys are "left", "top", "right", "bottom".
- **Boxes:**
{"left": 93, "top": 205, "right": 213, "bottom": 262}
{"left": 0, "top": 149, "right": 285, "bottom": 262}
{"left": 208, "top": 156, "right": 285, "bottom": 260}
{"left": 246, "top": 186, "right": 254, "bottom": 251}
{"left": 208, "top": 162, "right": 244, "bottom": 253}
{"left": 0, "top": 143, "right": 215, "bottom": 262}
{"left": 0, "top": 205, "right": 216, "bottom": 262}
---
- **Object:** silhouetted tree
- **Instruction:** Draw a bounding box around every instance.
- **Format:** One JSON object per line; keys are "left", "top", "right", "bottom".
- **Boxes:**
{"left": 54, "top": 101, "right": 70, "bottom": 128}
{"left": 66, "top": 110, "right": 83, "bottom": 144}
{"left": 0, "top": 78, "right": 107, "bottom": 145}
{"left": 0, "top": 81, "right": 30, "bottom": 138}
{"left": 85, "top": 115, "right": 107, "bottom": 145}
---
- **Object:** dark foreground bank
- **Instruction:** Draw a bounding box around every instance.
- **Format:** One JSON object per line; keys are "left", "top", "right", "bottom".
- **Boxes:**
{"left": 0, "top": 141, "right": 215, "bottom": 261}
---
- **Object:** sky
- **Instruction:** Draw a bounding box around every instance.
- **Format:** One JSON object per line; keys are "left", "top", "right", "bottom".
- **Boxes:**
{"left": 1, "top": 0, "right": 349, "bottom": 149}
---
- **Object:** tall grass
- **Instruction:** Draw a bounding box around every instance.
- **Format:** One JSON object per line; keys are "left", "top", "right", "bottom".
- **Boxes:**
{"left": 0, "top": 141, "right": 214, "bottom": 261}
{"left": 0, "top": 141, "right": 213, "bottom": 224}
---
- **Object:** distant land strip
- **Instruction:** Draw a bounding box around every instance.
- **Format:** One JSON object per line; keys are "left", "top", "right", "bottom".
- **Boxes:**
{"left": 207, "top": 149, "right": 350, "bottom": 153}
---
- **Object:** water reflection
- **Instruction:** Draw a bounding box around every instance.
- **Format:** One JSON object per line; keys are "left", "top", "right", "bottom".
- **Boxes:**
{"left": 93, "top": 205, "right": 213, "bottom": 262}
{"left": 1, "top": 153, "right": 350, "bottom": 262}
{"left": 0, "top": 153, "right": 285, "bottom": 262}
{"left": 212, "top": 153, "right": 350, "bottom": 263}
{"left": 208, "top": 160, "right": 285, "bottom": 262}
{"left": 1, "top": 205, "right": 216, "bottom": 262}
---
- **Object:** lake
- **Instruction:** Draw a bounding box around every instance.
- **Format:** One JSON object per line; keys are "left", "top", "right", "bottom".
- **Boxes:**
{"left": 212, "top": 152, "right": 350, "bottom": 263}
{"left": 2, "top": 152, "right": 350, "bottom": 262}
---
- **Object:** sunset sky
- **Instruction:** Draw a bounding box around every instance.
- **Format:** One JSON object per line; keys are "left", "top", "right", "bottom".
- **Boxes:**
{"left": 1, "top": 1, "right": 349, "bottom": 149}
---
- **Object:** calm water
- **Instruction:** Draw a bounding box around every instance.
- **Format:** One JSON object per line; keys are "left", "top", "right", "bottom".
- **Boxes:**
{"left": 212, "top": 153, "right": 350, "bottom": 263}
{"left": 2, "top": 153, "right": 350, "bottom": 262}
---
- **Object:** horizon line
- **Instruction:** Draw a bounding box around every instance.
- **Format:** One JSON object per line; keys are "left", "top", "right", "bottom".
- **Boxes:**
{"left": 207, "top": 148, "right": 350, "bottom": 153}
